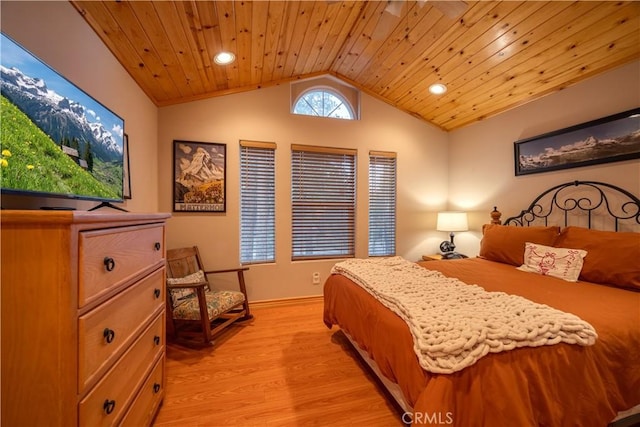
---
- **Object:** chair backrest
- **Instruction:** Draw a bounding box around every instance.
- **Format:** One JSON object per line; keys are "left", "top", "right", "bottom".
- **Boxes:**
{"left": 166, "top": 246, "right": 205, "bottom": 279}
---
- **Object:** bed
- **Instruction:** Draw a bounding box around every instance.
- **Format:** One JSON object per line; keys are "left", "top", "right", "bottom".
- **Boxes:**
{"left": 323, "top": 181, "right": 640, "bottom": 426}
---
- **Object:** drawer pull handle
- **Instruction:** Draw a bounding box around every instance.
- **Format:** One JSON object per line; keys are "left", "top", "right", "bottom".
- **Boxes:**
{"left": 154, "top": 288, "right": 161, "bottom": 299}
{"left": 154, "top": 242, "right": 161, "bottom": 251}
{"left": 154, "top": 335, "right": 161, "bottom": 346}
{"left": 103, "top": 257, "right": 116, "bottom": 272}
{"left": 153, "top": 383, "right": 161, "bottom": 394}
{"left": 103, "top": 399, "right": 116, "bottom": 415}
{"left": 103, "top": 328, "right": 116, "bottom": 344}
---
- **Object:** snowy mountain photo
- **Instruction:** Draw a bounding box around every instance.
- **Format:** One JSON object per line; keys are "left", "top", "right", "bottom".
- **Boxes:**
{"left": 515, "top": 109, "right": 640, "bottom": 175}
{"left": 0, "top": 64, "right": 122, "bottom": 163}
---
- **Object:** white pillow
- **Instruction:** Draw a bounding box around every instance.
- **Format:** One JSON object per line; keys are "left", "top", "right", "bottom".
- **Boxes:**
{"left": 517, "top": 242, "right": 587, "bottom": 282}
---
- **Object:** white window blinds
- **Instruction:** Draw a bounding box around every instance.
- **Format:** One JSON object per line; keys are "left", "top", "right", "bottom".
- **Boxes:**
{"left": 369, "top": 151, "right": 397, "bottom": 256}
{"left": 240, "top": 140, "right": 276, "bottom": 264}
{"left": 291, "top": 145, "right": 356, "bottom": 260}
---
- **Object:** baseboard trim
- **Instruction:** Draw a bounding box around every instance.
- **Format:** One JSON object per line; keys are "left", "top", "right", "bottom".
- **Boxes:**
{"left": 251, "top": 295, "right": 324, "bottom": 308}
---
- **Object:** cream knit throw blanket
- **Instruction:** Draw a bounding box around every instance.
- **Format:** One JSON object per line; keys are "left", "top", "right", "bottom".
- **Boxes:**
{"left": 331, "top": 257, "right": 597, "bottom": 374}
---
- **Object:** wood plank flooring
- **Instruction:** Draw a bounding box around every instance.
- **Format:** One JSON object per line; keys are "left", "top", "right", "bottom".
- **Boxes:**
{"left": 153, "top": 297, "right": 405, "bottom": 426}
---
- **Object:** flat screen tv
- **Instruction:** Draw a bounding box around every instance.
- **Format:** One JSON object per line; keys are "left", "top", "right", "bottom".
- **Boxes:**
{"left": 1, "top": 32, "right": 125, "bottom": 206}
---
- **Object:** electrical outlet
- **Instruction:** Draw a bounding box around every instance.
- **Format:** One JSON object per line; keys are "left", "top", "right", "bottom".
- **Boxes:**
{"left": 312, "top": 272, "right": 321, "bottom": 285}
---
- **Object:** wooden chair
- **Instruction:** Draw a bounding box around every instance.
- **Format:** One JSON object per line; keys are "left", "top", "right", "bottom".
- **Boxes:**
{"left": 165, "top": 246, "right": 253, "bottom": 344}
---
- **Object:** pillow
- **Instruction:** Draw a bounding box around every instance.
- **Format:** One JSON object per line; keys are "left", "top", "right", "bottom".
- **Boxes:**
{"left": 479, "top": 224, "right": 560, "bottom": 266}
{"left": 166, "top": 270, "right": 206, "bottom": 301}
{"left": 517, "top": 242, "right": 587, "bottom": 282}
{"left": 554, "top": 226, "right": 640, "bottom": 290}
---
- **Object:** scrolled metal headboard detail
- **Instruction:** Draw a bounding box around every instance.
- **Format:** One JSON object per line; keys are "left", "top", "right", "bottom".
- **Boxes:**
{"left": 500, "top": 180, "right": 640, "bottom": 230}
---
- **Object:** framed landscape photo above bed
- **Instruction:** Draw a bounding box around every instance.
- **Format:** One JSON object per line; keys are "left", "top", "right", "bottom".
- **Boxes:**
{"left": 514, "top": 108, "right": 640, "bottom": 176}
{"left": 172, "top": 140, "right": 226, "bottom": 213}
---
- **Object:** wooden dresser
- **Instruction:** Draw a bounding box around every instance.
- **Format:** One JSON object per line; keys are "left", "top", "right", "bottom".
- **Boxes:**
{"left": 1, "top": 211, "right": 171, "bottom": 426}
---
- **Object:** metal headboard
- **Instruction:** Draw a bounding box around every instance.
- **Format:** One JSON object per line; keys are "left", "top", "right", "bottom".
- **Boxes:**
{"left": 500, "top": 180, "right": 640, "bottom": 231}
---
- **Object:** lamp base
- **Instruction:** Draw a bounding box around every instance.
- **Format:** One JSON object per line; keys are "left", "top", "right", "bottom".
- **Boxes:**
{"left": 441, "top": 251, "right": 468, "bottom": 260}
{"left": 439, "top": 240, "right": 455, "bottom": 253}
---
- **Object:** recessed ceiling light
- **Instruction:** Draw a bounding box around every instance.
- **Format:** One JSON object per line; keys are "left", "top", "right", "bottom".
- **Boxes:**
{"left": 429, "top": 83, "right": 447, "bottom": 95}
{"left": 214, "top": 51, "right": 235, "bottom": 65}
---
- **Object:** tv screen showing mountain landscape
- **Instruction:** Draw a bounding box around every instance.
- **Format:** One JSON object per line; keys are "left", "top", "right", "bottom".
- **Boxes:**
{"left": 0, "top": 33, "right": 125, "bottom": 202}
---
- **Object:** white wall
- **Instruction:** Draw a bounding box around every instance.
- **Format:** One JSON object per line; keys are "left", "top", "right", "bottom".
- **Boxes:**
{"left": 0, "top": 1, "right": 159, "bottom": 212}
{"left": 158, "top": 85, "right": 449, "bottom": 301}
{"left": 448, "top": 61, "right": 640, "bottom": 256}
{"left": 3, "top": 1, "right": 638, "bottom": 302}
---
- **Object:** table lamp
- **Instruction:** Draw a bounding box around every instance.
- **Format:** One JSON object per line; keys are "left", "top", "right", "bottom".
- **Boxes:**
{"left": 436, "top": 211, "right": 468, "bottom": 258}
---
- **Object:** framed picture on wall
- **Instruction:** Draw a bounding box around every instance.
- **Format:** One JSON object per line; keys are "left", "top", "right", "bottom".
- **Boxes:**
{"left": 514, "top": 108, "right": 640, "bottom": 176}
{"left": 172, "top": 140, "right": 227, "bottom": 212}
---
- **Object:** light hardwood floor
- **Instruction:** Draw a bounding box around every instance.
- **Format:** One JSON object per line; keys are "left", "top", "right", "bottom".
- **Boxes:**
{"left": 153, "top": 297, "right": 405, "bottom": 426}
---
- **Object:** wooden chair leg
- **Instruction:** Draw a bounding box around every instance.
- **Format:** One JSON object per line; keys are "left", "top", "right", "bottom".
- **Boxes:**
{"left": 237, "top": 270, "right": 253, "bottom": 321}
{"left": 196, "top": 287, "right": 213, "bottom": 343}
{"left": 165, "top": 296, "right": 178, "bottom": 340}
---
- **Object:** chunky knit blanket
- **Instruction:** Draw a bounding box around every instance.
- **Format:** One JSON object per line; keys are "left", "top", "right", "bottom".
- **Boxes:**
{"left": 331, "top": 257, "right": 597, "bottom": 374}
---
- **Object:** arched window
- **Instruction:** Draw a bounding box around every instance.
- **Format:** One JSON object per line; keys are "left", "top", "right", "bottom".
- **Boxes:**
{"left": 293, "top": 88, "right": 355, "bottom": 120}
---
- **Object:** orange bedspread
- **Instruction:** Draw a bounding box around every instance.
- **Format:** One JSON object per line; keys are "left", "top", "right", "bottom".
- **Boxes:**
{"left": 323, "top": 257, "right": 640, "bottom": 426}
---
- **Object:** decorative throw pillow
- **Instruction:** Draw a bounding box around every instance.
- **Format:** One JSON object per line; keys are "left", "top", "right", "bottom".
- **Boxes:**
{"left": 479, "top": 224, "right": 560, "bottom": 266}
{"left": 517, "top": 242, "right": 587, "bottom": 282}
{"left": 166, "top": 270, "right": 206, "bottom": 301}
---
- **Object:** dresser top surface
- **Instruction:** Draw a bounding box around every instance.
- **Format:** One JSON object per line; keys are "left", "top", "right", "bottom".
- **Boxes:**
{"left": 1, "top": 210, "right": 171, "bottom": 226}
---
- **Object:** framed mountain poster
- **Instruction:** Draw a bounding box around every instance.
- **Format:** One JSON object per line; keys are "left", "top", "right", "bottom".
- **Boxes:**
{"left": 173, "top": 140, "right": 226, "bottom": 212}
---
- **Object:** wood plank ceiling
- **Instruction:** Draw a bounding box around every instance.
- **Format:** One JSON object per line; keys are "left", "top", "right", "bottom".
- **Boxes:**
{"left": 70, "top": 1, "right": 640, "bottom": 131}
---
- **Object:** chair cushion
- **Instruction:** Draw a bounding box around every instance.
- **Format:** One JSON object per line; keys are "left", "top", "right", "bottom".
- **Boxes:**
{"left": 166, "top": 270, "right": 206, "bottom": 301}
{"left": 172, "top": 289, "right": 246, "bottom": 321}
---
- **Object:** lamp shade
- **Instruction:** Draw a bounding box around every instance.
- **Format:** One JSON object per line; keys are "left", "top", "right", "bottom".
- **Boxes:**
{"left": 436, "top": 211, "right": 468, "bottom": 232}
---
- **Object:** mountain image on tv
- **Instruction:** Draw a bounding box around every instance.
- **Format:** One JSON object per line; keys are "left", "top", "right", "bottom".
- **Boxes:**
{"left": 0, "top": 33, "right": 124, "bottom": 201}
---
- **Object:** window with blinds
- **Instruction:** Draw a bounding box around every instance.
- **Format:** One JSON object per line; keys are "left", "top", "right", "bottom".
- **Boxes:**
{"left": 240, "top": 140, "right": 276, "bottom": 264}
{"left": 291, "top": 145, "right": 356, "bottom": 260}
{"left": 369, "top": 151, "right": 397, "bottom": 256}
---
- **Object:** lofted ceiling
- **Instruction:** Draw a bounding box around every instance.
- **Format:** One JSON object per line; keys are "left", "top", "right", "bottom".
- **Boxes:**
{"left": 70, "top": 1, "right": 640, "bottom": 131}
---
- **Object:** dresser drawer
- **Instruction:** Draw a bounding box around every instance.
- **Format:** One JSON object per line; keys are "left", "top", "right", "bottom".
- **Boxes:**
{"left": 79, "top": 224, "right": 165, "bottom": 307}
{"left": 79, "top": 313, "right": 164, "bottom": 427}
{"left": 78, "top": 268, "right": 165, "bottom": 392}
{"left": 119, "top": 357, "right": 164, "bottom": 427}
